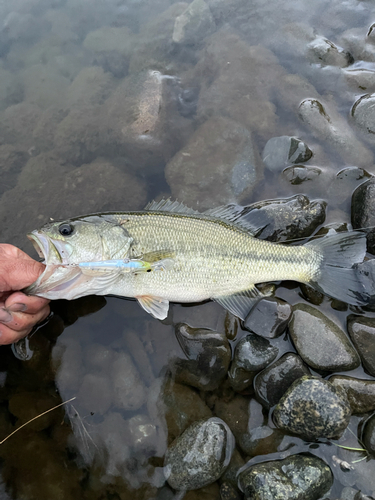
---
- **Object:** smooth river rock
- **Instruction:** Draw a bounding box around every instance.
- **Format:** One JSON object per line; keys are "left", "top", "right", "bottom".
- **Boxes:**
{"left": 238, "top": 454, "right": 333, "bottom": 500}
{"left": 244, "top": 297, "right": 292, "bottom": 338}
{"left": 362, "top": 413, "right": 375, "bottom": 457}
{"left": 289, "top": 303, "right": 360, "bottom": 372}
{"left": 262, "top": 136, "right": 312, "bottom": 172}
{"left": 273, "top": 376, "right": 351, "bottom": 440}
{"left": 352, "top": 178, "right": 375, "bottom": 255}
{"left": 329, "top": 375, "right": 375, "bottom": 414}
{"left": 347, "top": 315, "right": 375, "bottom": 376}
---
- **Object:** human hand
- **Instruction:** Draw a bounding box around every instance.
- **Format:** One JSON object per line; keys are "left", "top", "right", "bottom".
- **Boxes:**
{"left": 0, "top": 244, "right": 50, "bottom": 345}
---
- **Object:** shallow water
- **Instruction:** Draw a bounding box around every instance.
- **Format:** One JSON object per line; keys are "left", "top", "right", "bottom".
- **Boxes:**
{"left": 1, "top": 0, "right": 375, "bottom": 498}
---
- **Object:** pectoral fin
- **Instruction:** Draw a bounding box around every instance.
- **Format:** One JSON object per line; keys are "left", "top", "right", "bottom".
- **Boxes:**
{"left": 137, "top": 295, "right": 170, "bottom": 320}
{"left": 213, "top": 286, "right": 262, "bottom": 320}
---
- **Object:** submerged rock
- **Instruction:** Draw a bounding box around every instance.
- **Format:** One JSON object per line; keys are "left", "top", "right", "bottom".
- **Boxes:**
{"left": 352, "top": 94, "right": 375, "bottom": 144}
{"left": 244, "top": 297, "right": 292, "bottom": 338}
{"left": 111, "top": 352, "right": 147, "bottom": 412}
{"left": 164, "top": 417, "right": 234, "bottom": 490}
{"left": 329, "top": 375, "right": 375, "bottom": 414}
{"left": 347, "top": 315, "right": 375, "bottom": 377}
{"left": 282, "top": 165, "right": 321, "bottom": 185}
{"left": 273, "top": 376, "right": 351, "bottom": 440}
{"left": 362, "top": 413, "right": 375, "bottom": 457}
{"left": 254, "top": 352, "right": 311, "bottom": 409}
{"left": 262, "top": 136, "right": 312, "bottom": 172}
{"left": 172, "top": 0, "right": 215, "bottom": 45}
{"left": 172, "top": 323, "right": 231, "bottom": 391}
{"left": 352, "top": 178, "right": 375, "bottom": 255}
{"left": 238, "top": 454, "right": 333, "bottom": 500}
{"left": 165, "top": 116, "right": 263, "bottom": 210}
{"left": 306, "top": 36, "right": 353, "bottom": 67}
{"left": 289, "top": 303, "right": 360, "bottom": 372}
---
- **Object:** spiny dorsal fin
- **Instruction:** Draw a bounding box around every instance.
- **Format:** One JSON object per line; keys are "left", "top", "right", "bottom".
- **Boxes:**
{"left": 144, "top": 199, "right": 200, "bottom": 215}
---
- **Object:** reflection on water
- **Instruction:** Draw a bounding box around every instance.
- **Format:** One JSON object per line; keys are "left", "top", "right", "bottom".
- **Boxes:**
{"left": 1, "top": 0, "right": 375, "bottom": 498}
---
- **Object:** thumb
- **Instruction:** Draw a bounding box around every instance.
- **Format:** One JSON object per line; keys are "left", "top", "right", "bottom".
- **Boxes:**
{"left": 0, "top": 258, "right": 45, "bottom": 292}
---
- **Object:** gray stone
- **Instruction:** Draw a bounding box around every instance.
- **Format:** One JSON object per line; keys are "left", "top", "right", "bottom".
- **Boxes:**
{"left": 0, "top": 145, "right": 27, "bottom": 196}
{"left": 282, "top": 165, "right": 321, "bottom": 185}
{"left": 298, "top": 98, "right": 373, "bottom": 168}
{"left": 329, "top": 375, "right": 375, "bottom": 414}
{"left": 351, "top": 94, "right": 375, "bottom": 144}
{"left": 228, "top": 333, "right": 278, "bottom": 392}
{"left": 238, "top": 454, "right": 333, "bottom": 500}
{"left": 220, "top": 448, "right": 245, "bottom": 489}
{"left": 172, "top": 323, "right": 231, "bottom": 391}
{"left": 111, "top": 352, "right": 147, "bottom": 412}
{"left": 165, "top": 116, "right": 263, "bottom": 210}
{"left": 352, "top": 178, "right": 375, "bottom": 255}
{"left": 343, "top": 68, "right": 375, "bottom": 94}
{"left": 164, "top": 417, "right": 234, "bottom": 490}
{"left": 262, "top": 136, "right": 313, "bottom": 172}
{"left": 126, "top": 414, "right": 158, "bottom": 455}
{"left": 172, "top": 0, "right": 215, "bottom": 45}
{"left": 254, "top": 352, "right": 311, "bottom": 409}
{"left": 273, "top": 376, "right": 351, "bottom": 440}
{"left": 244, "top": 297, "right": 292, "bottom": 338}
{"left": 220, "top": 482, "right": 241, "bottom": 500}
{"left": 306, "top": 36, "right": 353, "bottom": 67}
{"left": 66, "top": 66, "right": 116, "bottom": 109}
{"left": 347, "top": 315, "right": 375, "bottom": 377}
{"left": 362, "top": 413, "right": 375, "bottom": 457}
{"left": 289, "top": 303, "right": 360, "bottom": 372}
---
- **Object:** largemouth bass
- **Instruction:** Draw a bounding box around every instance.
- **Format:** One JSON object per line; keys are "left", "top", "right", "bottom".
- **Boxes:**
{"left": 25, "top": 199, "right": 369, "bottom": 320}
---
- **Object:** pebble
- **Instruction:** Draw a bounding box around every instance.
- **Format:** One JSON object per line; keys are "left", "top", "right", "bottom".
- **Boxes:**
{"left": 238, "top": 454, "right": 333, "bottom": 500}
{"left": 351, "top": 178, "right": 375, "bottom": 255}
{"left": 172, "top": 0, "right": 215, "bottom": 45}
{"left": 329, "top": 375, "right": 375, "bottom": 414}
{"left": 289, "top": 303, "right": 360, "bottom": 372}
{"left": 173, "top": 323, "right": 231, "bottom": 391}
{"left": 111, "top": 352, "right": 147, "bottom": 411}
{"left": 282, "top": 165, "right": 321, "bottom": 185}
{"left": 347, "top": 315, "right": 375, "bottom": 377}
{"left": 164, "top": 417, "right": 234, "bottom": 490}
{"left": 273, "top": 376, "right": 351, "bottom": 440}
{"left": 362, "top": 413, "right": 375, "bottom": 457}
{"left": 254, "top": 352, "right": 311, "bottom": 409}
{"left": 262, "top": 136, "right": 312, "bottom": 172}
{"left": 228, "top": 333, "right": 278, "bottom": 392}
{"left": 351, "top": 93, "right": 375, "bottom": 144}
{"left": 244, "top": 297, "right": 292, "bottom": 338}
{"left": 306, "top": 36, "right": 353, "bottom": 67}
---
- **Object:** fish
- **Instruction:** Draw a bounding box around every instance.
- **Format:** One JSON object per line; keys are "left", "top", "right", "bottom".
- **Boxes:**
{"left": 25, "top": 199, "right": 370, "bottom": 320}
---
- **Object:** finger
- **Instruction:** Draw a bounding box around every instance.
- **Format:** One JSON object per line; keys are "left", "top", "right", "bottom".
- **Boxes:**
{"left": 0, "top": 259, "right": 46, "bottom": 291}
{"left": 0, "top": 305, "right": 50, "bottom": 333}
{"left": 0, "top": 325, "right": 33, "bottom": 345}
{"left": 4, "top": 292, "right": 50, "bottom": 315}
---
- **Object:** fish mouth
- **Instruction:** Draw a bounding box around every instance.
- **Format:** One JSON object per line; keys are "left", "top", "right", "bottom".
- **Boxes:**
{"left": 27, "top": 231, "right": 73, "bottom": 265}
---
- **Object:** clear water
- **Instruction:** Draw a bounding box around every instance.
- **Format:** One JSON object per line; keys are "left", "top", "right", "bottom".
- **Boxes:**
{"left": 0, "top": 0, "right": 375, "bottom": 498}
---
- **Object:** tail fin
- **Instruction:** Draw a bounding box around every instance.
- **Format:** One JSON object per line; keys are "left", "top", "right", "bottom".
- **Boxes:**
{"left": 306, "top": 231, "right": 369, "bottom": 306}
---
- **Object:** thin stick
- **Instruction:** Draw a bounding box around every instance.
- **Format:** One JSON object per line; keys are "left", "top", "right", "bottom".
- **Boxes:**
{"left": 0, "top": 396, "right": 76, "bottom": 445}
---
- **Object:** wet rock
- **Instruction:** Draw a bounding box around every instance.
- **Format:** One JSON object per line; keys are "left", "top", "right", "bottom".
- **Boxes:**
{"left": 220, "top": 482, "right": 241, "bottom": 500}
{"left": 244, "top": 195, "right": 326, "bottom": 242}
{"left": 164, "top": 417, "right": 234, "bottom": 490}
{"left": 66, "top": 66, "right": 116, "bottom": 109}
{"left": 362, "top": 413, "right": 375, "bottom": 457}
{"left": 339, "top": 28, "right": 375, "bottom": 64}
{"left": 273, "top": 376, "right": 351, "bottom": 440}
{"left": 351, "top": 94, "right": 375, "bottom": 145}
{"left": 220, "top": 448, "right": 245, "bottom": 489}
{"left": 329, "top": 376, "right": 375, "bottom": 414}
{"left": 228, "top": 333, "right": 278, "bottom": 392}
{"left": 156, "top": 378, "right": 212, "bottom": 444}
{"left": 306, "top": 36, "right": 353, "bottom": 67}
{"left": 111, "top": 352, "right": 147, "bottom": 411}
{"left": 173, "top": 0, "right": 215, "bottom": 45}
{"left": 343, "top": 68, "right": 375, "bottom": 94}
{"left": 214, "top": 394, "right": 249, "bottom": 442}
{"left": 22, "top": 63, "right": 69, "bottom": 109}
{"left": 126, "top": 414, "right": 158, "bottom": 456}
{"left": 244, "top": 297, "right": 292, "bottom": 338}
{"left": 184, "top": 483, "right": 221, "bottom": 500}
{"left": 298, "top": 98, "right": 373, "bottom": 167}
{"left": 276, "top": 73, "right": 320, "bottom": 115}
{"left": 165, "top": 116, "right": 263, "bottom": 210}
{"left": 262, "top": 136, "right": 312, "bottom": 172}
{"left": 347, "top": 315, "right": 375, "bottom": 377}
{"left": 104, "top": 69, "right": 192, "bottom": 171}
{"left": 0, "top": 66, "right": 23, "bottom": 110}
{"left": 77, "top": 373, "right": 113, "bottom": 415}
{"left": 289, "top": 303, "right": 360, "bottom": 372}
{"left": 238, "top": 454, "right": 333, "bottom": 500}
{"left": 254, "top": 352, "right": 311, "bottom": 409}
{"left": 353, "top": 259, "right": 375, "bottom": 306}
{"left": 172, "top": 323, "right": 231, "bottom": 391}
{"left": 337, "top": 166, "right": 372, "bottom": 182}
{"left": 0, "top": 144, "right": 27, "bottom": 196}
{"left": 0, "top": 102, "right": 42, "bottom": 150}
{"left": 352, "top": 178, "right": 375, "bottom": 255}
{"left": 282, "top": 165, "right": 321, "bottom": 185}
{"left": 32, "top": 107, "right": 69, "bottom": 152}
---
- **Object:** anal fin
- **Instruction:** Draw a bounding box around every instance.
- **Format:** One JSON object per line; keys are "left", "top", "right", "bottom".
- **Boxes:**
{"left": 213, "top": 286, "right": 262, "bottom": 320}
{"left": 137, "top": 295, "right": 170, "bottom": 320}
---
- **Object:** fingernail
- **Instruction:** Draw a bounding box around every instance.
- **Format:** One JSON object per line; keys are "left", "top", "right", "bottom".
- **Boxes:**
{"left": 0, "top": 309, "right": 12, "bottom": 323}
{"left": 8, "top": 303, "right": 27, "bottom": 313}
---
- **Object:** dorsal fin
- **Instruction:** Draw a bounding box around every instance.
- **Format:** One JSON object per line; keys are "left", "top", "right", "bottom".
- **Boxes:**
{"left": 144, "top": 199, "right": 200, "bottom": 215}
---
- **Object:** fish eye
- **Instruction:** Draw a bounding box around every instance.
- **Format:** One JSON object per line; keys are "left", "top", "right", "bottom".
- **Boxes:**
{"left": 58, "top": 223, "right": 74, "bottom": 236}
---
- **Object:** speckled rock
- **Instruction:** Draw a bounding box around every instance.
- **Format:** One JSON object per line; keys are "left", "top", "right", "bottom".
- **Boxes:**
{"left": 362, "top": 413, "right": 375, "bottom": 457}
{"left": 282, "top": 165, "right": 321, "bottom": 185}
{"left": 238, "top": 454, "right": 333, "bottom": 500}
{"left": 289, "top": 303, "right": 360, "bottom": 372}
{"left": 172, "top": 323, "right": 231, "bottom": 391}
{"left": 329, "top": 376, "right": 375, "bottom": 414}
{"left": 228, "top": 333, "right": 278, "bottom": 392}
{"left": 298, "top": 98, "right": 373, "bottom": 167}
{"left": 172, "top": 0, "right": 215, "bottom": 45}
{"left": 273, "top": 376, "right": 351, "bottom": 440}
{"left": 244, "top": 297, "right": 292, "bottom": 338}
{"left": 347, "top": 315, "right": 375, "bottom": 377}
{"left": 254, "top": 353, "right": 311, "bottom": 409}
{"left": 165, "top": 116, "right": 263, "bottom": 210}
{"left": 352, "top": 178, "right": 375, "bottom": 255}
{"left": 262, "top": 136, "right": 312, "bottom": 172}
{"left": 164, "top": 417, "right": 234, "bottom": 490}
{"left": 220, "top": 482, "right": 242, "bottom": 500}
